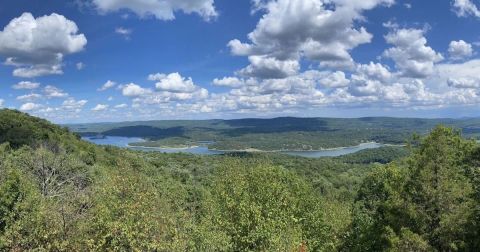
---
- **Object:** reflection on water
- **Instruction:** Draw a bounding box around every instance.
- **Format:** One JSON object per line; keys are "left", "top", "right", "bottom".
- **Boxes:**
{"left": 82, "top": 136, "right": 223, "bottom": 155}
{"left": 82, "top": 136, "right": 146, "bottom": 147}
{"left": 82, "top": 136, "right": 384, "bottom": 158}
{"left": 282, "top": 142, "right": 384, "bottom": 158}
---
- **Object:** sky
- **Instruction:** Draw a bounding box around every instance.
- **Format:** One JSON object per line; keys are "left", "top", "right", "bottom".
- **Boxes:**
{"left": 1, "top": 0, "right": 480, "bottom": 123}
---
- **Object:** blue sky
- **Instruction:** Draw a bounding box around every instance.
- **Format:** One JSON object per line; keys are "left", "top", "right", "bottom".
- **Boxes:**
{"left": 1, "top": 0, "right": 480, "bottom": 123}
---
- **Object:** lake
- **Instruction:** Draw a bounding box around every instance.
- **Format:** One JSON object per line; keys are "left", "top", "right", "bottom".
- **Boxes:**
{"left": 82, "top": 136, "right": 384, "bottom": 158}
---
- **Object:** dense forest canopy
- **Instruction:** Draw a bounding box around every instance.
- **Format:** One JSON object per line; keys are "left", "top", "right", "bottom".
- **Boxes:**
{"left": 0, "top": 109, "right": 479, "bottom": 251}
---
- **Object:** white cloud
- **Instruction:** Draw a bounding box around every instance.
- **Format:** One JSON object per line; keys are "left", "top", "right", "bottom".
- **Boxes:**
{"left": 62, "top": 98, "right": 88, "bottom": 111}
{"left": 448, "top": 40, "right": 473, "bottom": 60}
{"left": 44, "top": 85, "right": 68, "bottom": 98}
{"left": 76, "top": 62, "right": 85, "bottom": 70}
{"left": 92, "top": 104, "right": 109, "bottom": 111}
{"left": 0, "top": 99, "right": 4, "bottom": 107}
{"left": 122, "top": 74, "right": 209, "bottom": 110}
{"left": 228, "top": 0, "right": 393, "bottom": 77}
{"left": 435, "top": 59, "right": 480, "bottom": 91}
{"left": 319, "top": 71, "right": 350, "bottom": 88}
{"left": 447, "top": 77, "right": 480, "bottom": 89}
{"left": 10, "top": 65, "right": 63, "bottom": 78}
{"left": 148, "top": 73, "right": 165, "bottom": 81}
{"left": 188, "top": 58, "right": 480, "bottom": 115}
{"left": 18, "top": 96, "right": 90, "bottom": 122}
{"left": 383, "top": 27, "right": 443, "bottom": 78}
{"left": 20, "top": 102, "right": 42, "bottom": 111}
{"left": 149, "top": 73, "right": 208, "bottom": 104}
{"left": 16, "top": 93, "right": 42, "bottom": 102}
{"left": 237, "top": 56, "right": 300, "bottom": 79}
{"left": 122, "top": 83, "right": 150, "bottom": 97}
{"left": 12, "top": 81, "right": 40, "bottom": 90}
{"left": 356, "top": 62, "right": 392, "bottom": 82}
{"left": 92, "top": 0, "right": 218, "bottom": 21}
{"left": 452, "top": 0, "right": 480, "bottom": 17}
{"left": 114, "top": 103, "right": 128, "bottom": 109}
{"left": 115, "top": 27, "right": 132, "bottom": 39}
{"left": 98, "top": 80, "right": 116, "bottom": 91}
{"left": 0, "top": 13, "right": 87, "bottom": 77}
{"left": 153, "top": 72, "right": 198, "bottom": 93}
{"left": 213, "top": 77, "right": 244, "bottom": 88}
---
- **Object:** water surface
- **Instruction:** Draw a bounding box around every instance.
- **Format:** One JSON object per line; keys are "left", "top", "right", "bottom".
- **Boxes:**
{"left": 82, "top": 136, "right": 384, "bottom": 158}
{"left": 281, "top": 142, "right": 384, "bottom": 158}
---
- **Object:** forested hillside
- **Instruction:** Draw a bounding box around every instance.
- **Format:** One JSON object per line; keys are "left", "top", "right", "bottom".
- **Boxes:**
{"left": 70, "top": 117, "right": 480, "bottom": 151}
{"left": 1, "top": 109, "right": 479, "bottom": 251}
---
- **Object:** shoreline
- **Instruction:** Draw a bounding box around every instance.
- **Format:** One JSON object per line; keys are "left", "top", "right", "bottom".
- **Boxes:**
{"left": 129, "top": 141, "right": 402, "bottom": 153}
{"left": 127, "top": 144, "right": 200, "bottom": 150}
{"left": 210, "top": 142, "right": 384, "bottom": 153}
{"left": 86, "top": 136, "right": 405, "bottom": 153}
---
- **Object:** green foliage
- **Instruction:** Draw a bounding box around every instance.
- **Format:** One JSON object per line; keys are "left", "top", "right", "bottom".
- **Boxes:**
{"left": 0, "top": 109, "right": 81, "bottom": 149}
{"left": 343, "top": 164, "right": 407, "bottom": 251}
{"left": 1, "top": 111, "right": 480, "bottom": 251}
{"left": 267, "top": 154, "right": 375, "bottom": 201}
{"left": 346, "top": 126, "right": 480, "bottom": 251}
{"left": 81, "top": 166, "right": 191, "bottom": 251}
{"left": 404, "top": 127, "right": 475, "bottom": 250}
{"left": 12, "top": 145, "right": 90, "bottom": 197}
{"left": 335, "top": 146, "right": 409, "bottom": 164}
{"left": 0, "top": 168, "right": 56, "bottom": 251}
{"left": 386, "top": 228, "right": 432, "bottom": 252}
{"left": 199, "top": 160, "right": 333, "bottom": 251}
{"left": 464, "top": 146, "right": 480, "bottom": 250}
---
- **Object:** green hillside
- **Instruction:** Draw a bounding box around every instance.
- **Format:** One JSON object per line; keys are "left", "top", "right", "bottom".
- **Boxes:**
{"left": 1, "top": 109, "right": 479, "bottom": 251}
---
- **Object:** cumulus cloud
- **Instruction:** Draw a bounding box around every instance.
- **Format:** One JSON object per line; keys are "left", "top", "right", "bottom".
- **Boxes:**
{"left": 12, "top": 81, "right": 40, "bottom": 90}
{"left": 435, "top": 59, "right": 480, "bottom": 90}
{"left": 0, "top": 13, "right": 87, "bottom": 77}
{"left": 447, "top": 77, "right": 480, "bottom": 89}
{"left": 237, "top": 56, "right": 300, "bottom": 79}
{"left": 213, "top": 77, "right": 244, "bottom": 88}
{"left": 18, "top": 96, "right": 90, "bottom": 122}
{"left": 98, "top": 80, "right": 116, "bottom": 91}
{"left": 0, "top": 99, "right": 4, "bottom": 107}
{"left": 319, "top": 71, "right": 350, "bottom": 88}
{"left": 113, "top": 64, "right": 480, "bottom": 119}
{"left": 228, "top": 70, "right": 325, "bottom": 97}
{"left": 118, "top": 73, "right": 210, "bottom": 111}
{"left": 92, "top": 0, "right": 218, "bottom": 21}
{"left": 452, "top": 0, "right": 480, "bottom": 17}
{"left": 448, "top": 40, "right": 473, "bottom": 60}
{"left": 44, "top": 85, "right": 68, "bottom": 98}
{"left": 189, "top": 58, "right": 480, "bottom": 115}
{"left": 383, "top": 28, "right": 443, "bottom": 78}
{"left": 16, "top": 93, "right": 42, "bottom": 102}
{"left": 20, "top": 102, "right": 42, "bottom": 111}
{"left": 228, "top": 0, "right": 393, "bottom": 78}
{"left": 356, "top": 62, "right": 392, "bottom": 82}
{"left": 62, "top": 98, "right": 88, "bottom": 111}
{"left": 122, "top": 83, "right": 150, "bottom": 97}
{"left": 152, "top": 72, "right": 198, "bottom": 93}
{"left": 92, "top": 104, "right": 109, "bottom": 111}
